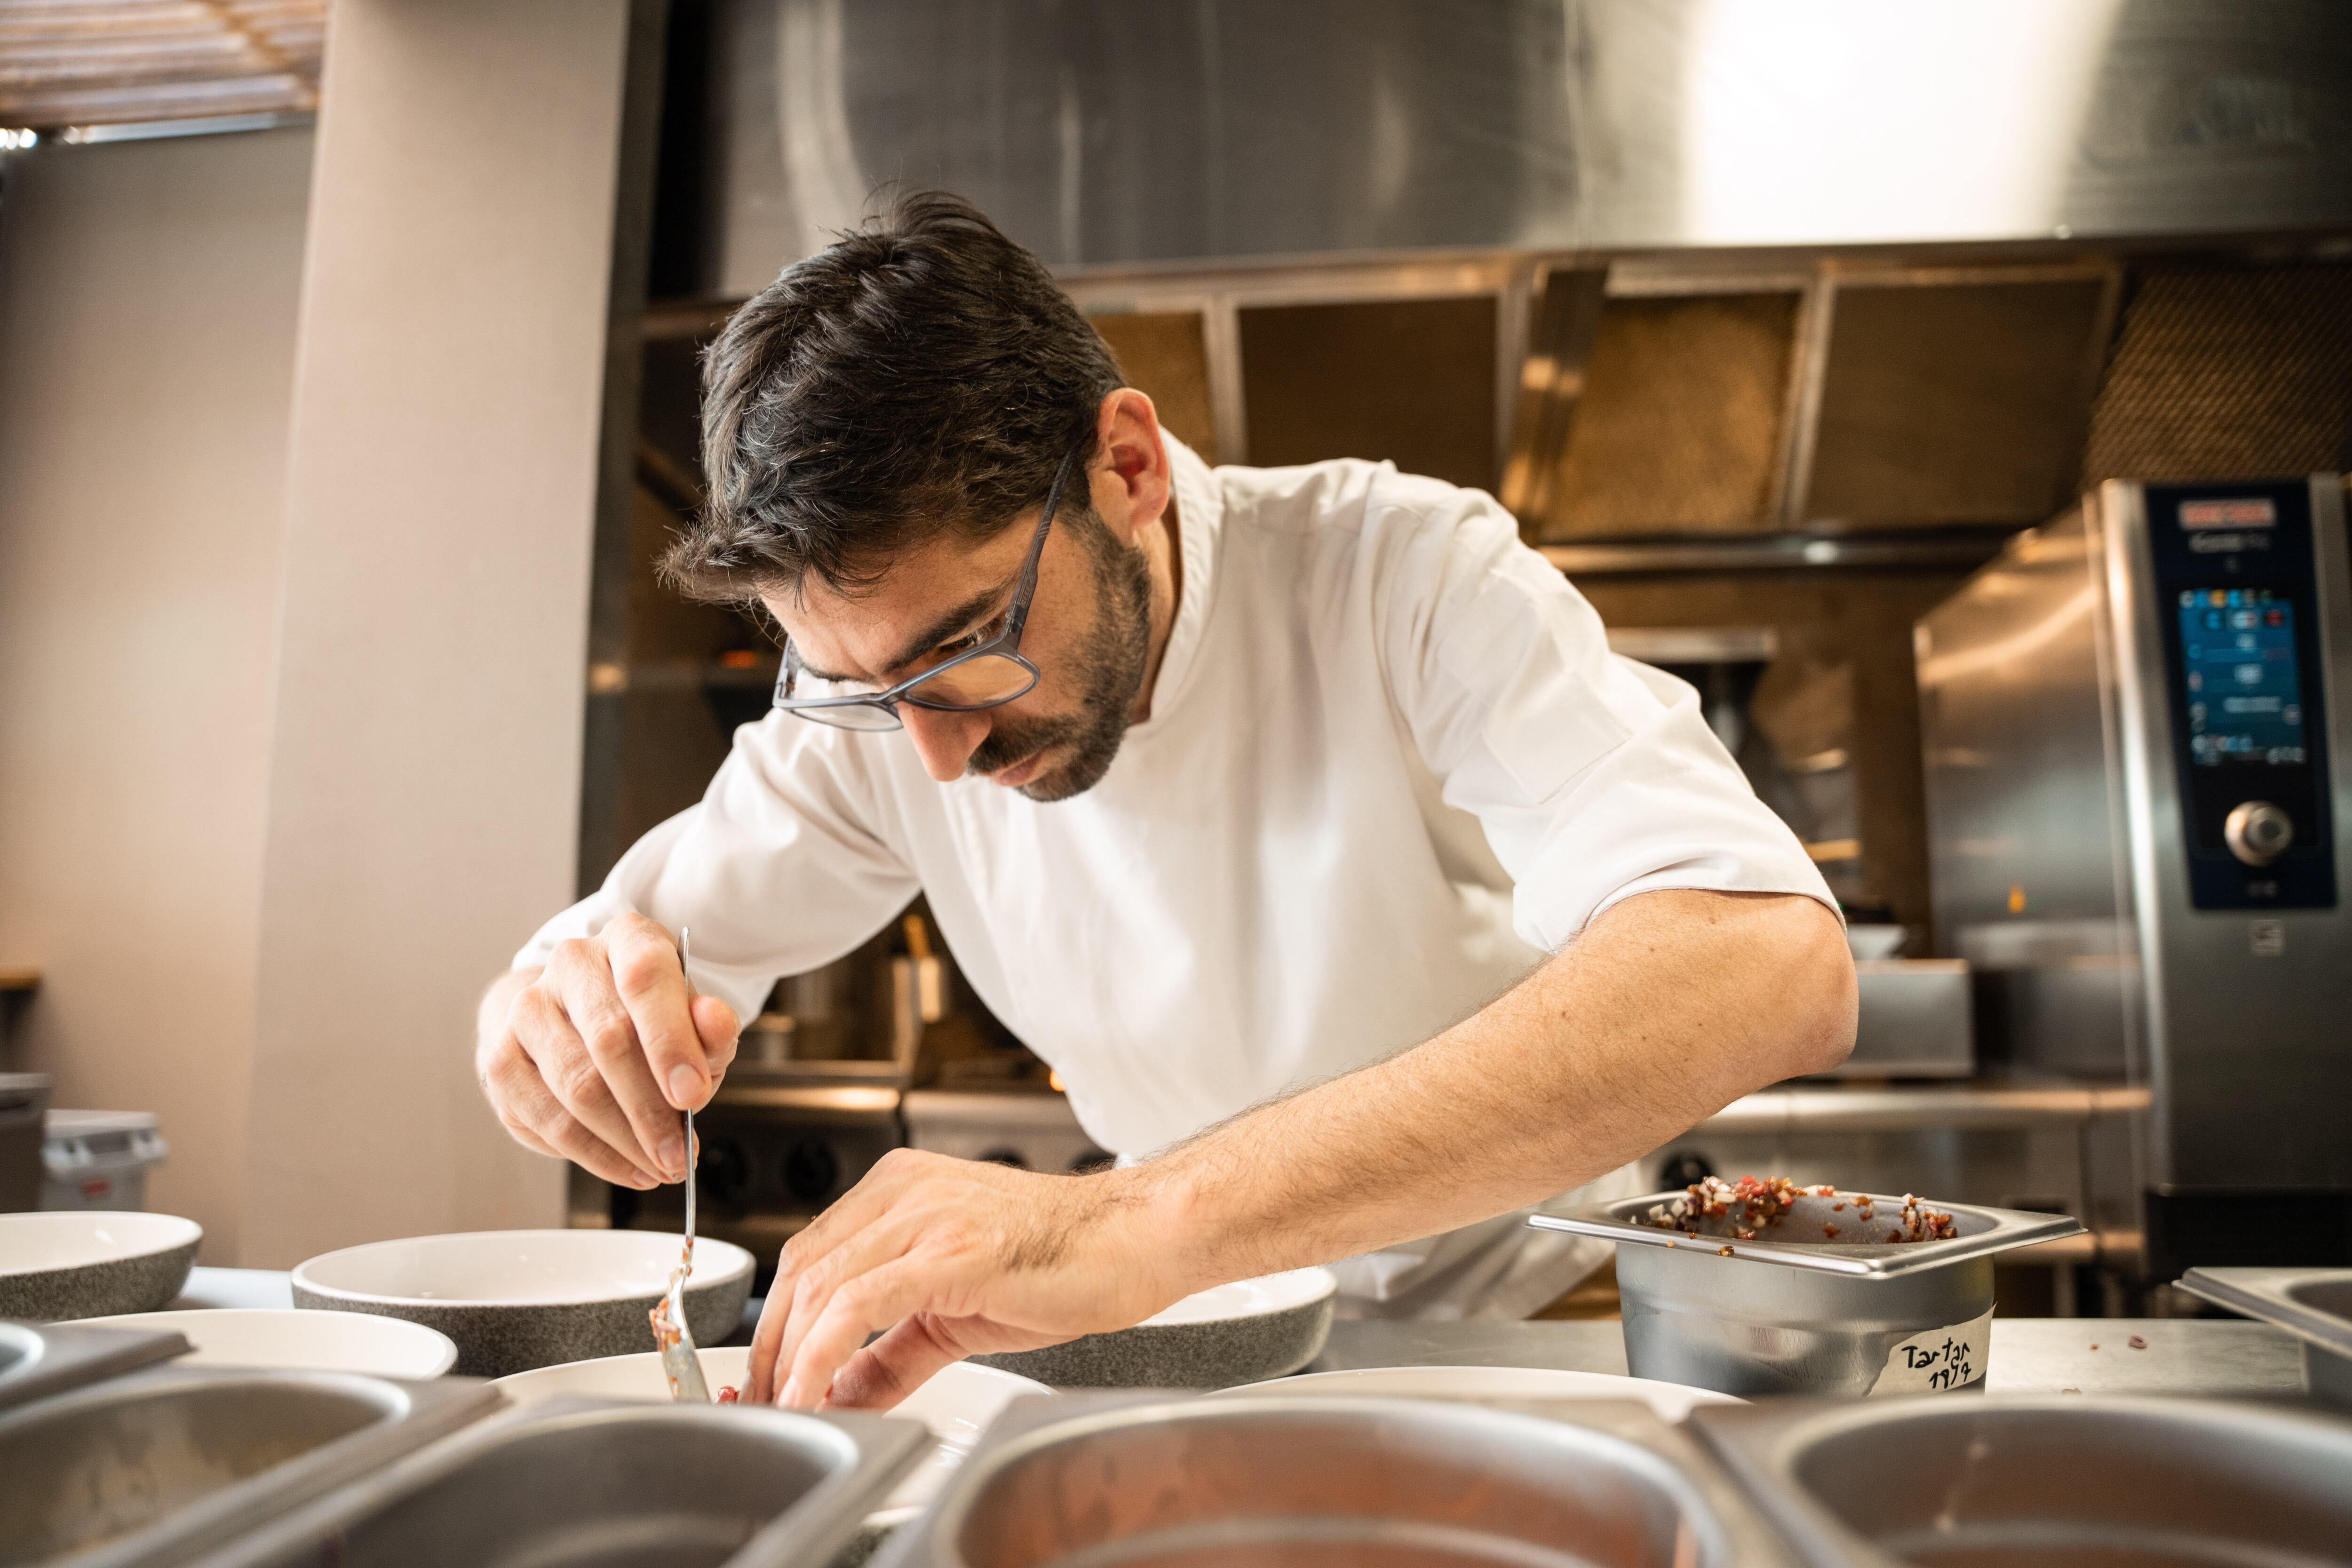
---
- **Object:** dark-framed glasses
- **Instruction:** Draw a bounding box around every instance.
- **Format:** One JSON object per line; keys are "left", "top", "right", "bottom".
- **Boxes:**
{"left": 771, "top": 444, "right": 1081, "bottom": 731}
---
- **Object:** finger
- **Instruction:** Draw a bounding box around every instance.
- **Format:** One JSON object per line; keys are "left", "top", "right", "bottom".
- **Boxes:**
{"left": 774, "top": 1210, "right": 922, "bottom": 1389}
{"left": 780, "top": 1256, "right": 937, "bottom": 1409}
{"left": 826, "top": 1314, "right": 964, "bottom": 1410}
{"left": 488, "top": 1038, "right": 656, "bottom": 1188}
{"left": 549, "top": 943, "right": 683, "bottom": 1179}
{"left": 512, "top": 984, "right": 666, "bottom": 1183}
{"left": 608, "top": 916, "right": 711, "bottom": 1114}
{"left": 691, "top": 994, "right": 741, "bottom": 1087}
{"left": 747, "top": 1268, "right": 792, "bottom": 1404}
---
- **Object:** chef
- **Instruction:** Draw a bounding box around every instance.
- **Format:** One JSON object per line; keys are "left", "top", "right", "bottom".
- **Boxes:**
{"left": 477, "top": 191, "right": 1854, "bottom": 1409}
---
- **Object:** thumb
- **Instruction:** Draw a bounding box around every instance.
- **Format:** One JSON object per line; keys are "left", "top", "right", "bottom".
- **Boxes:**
{"left": 691, "top": 994, "right": 740, "bottom": 1077}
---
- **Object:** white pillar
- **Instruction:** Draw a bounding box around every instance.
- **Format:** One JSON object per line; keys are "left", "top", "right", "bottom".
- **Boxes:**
{"left": 242, "top": 0, "right": 635, "bottom": 1264}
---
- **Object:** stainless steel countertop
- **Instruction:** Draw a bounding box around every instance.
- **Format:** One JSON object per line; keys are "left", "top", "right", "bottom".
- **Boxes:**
{"left": 1312, "top": 1318, "right": 2305, "bottom": 1399}
{"left": 1692, "top": 1080, "right": 2150, "bottom": 1134}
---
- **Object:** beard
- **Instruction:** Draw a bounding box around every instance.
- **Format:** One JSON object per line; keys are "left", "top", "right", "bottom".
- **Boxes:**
{"left": 964, "top": 506, "right": 1154, "bottom": 803}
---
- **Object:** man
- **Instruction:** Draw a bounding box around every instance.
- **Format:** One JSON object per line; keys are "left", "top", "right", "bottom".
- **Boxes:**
{"left": 478, "top": 191, "right": 1853, "bottom": 1409}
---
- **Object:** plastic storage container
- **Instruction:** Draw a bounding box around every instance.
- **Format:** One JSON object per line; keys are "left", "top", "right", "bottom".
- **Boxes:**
{"left": 0, "top": 1074, "right": 50, "bottom": 1211}
{"left": 42, "top": 1109, "right": 168, "bottom": 1211}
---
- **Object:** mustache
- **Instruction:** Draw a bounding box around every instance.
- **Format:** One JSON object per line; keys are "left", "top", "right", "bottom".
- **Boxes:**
{"left": 966, "top": 710, "right": 1087, "bottom": 777}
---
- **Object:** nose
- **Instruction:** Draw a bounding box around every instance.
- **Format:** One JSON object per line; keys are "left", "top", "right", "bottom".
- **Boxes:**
{"left": 899, "top": 705, "right": 992, "bottom": 781}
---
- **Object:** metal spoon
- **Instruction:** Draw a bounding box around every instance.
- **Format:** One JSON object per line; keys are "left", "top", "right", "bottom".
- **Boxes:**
{"left": 650, "top": 927, "right": 711, "bottom": 1403}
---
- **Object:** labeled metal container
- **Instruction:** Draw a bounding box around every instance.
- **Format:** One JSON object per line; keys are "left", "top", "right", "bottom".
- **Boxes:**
{"left": 2178, "top": 1266, "right": 2352, "bottom": 1410}
{"left": 1530, "top": 1192, "right": 2081, "bottom": 1397}
{"left": 874, "top": 1391, "right": 1802, "bottom": 1568}
{"left": 0, "top": 1364, "right": 499, "bottom": 1568}
{"left": 1689, "top": 1394, "right": 2352, "bottom": 1568}
{"left": 192, "top": 1395, "right": 930, "bottom": 1568}
{"left": 0, "top": 1315, "right": 188, "bottom": 1416}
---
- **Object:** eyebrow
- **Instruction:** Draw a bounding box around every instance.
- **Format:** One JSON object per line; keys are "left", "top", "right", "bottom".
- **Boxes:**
{"left": 790, "top": 575, "right": 1019, "bottom": 685}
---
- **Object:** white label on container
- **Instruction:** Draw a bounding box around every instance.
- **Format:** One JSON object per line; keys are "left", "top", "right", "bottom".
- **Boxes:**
{"left": 1871, "top": 1307, "right": 1993, "bottom": 1395}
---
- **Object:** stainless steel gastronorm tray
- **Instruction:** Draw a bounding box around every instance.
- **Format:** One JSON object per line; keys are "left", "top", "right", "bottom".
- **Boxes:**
{"left": 0, "top": 1364, "right": 500, "bottom": 1568}
{"left": 2178, "top": 1266, "right": 2352, "bottom": 1409}
{"left": 0, "top": 1316, "right": 190, "bottom": 1416}
{"left": 1528, "top": 1192, "right": 2082, "bottom": 1278}
{"left": 189, "top": 1395, "right": 931, "bottom": 1568}
{"left": 874, "top": 1391, "right": 1804, "bottom": 1568}
{"left": 1689, "top": 1394, "right": 2352, "bottom": 1568}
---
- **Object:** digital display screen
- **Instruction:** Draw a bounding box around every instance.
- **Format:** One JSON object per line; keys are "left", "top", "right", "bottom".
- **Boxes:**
{"left": 2176, "top": 588, "right": 2307, "bottom": 766}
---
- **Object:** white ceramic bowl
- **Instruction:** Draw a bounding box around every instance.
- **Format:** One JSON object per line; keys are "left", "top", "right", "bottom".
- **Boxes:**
{"left": 971, "top": 1266, "right": 1339, "bottom": 1388}
{"left": 77, "top": 1307, "right": 458, "bottom": 1379}
{"left": 1210, "top": 1362, "right": 1744, "bottom": 1423}
{"left": 0, "top": 1211, "right": 202, "bottom": 1321}
{"left": 290, "top": 1229, "right": 755, "bottom": 1377}
{"left": 492, "top": 1349, "right": 1047, "bottom": 1513}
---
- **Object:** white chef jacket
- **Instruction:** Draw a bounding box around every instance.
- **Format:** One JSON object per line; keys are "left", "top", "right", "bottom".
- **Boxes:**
{"left": 517, "top": 436, "right": 1835, "bottom": 1318}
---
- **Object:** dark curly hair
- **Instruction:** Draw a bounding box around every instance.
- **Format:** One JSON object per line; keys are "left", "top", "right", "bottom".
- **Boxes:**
{"left": 662, "top": 190, "right": 1124, "bottom": 601}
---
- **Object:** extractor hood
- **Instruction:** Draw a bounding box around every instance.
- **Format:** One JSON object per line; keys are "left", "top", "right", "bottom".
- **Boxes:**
{"left": 702, "top": 0, "right": 2352, "bottom": 294}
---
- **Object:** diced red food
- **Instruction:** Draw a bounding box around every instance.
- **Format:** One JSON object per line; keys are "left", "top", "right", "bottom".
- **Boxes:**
{"left": 716, "top": 1385, "right": 741, "bottom": 1403}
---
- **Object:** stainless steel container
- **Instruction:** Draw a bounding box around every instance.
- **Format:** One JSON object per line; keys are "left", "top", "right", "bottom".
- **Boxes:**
{"left": 873, "top": 1391, "right": 1800, "bottom": 1568}
{"left": 2178, "top": 1266, "right": 2352, "bottom": 1410}
{"left": 1531, "top": 1193, "right": 2081, "bottom": 1397}
{"left": 1689, "top": 1395, "right": 2352, "bottom": 1568}
{"left": 193, "top": 1395, "right": 930, "bottom": 1568}
{"left": 0, "top": 1365, "right": 498, "bottom": 1568}
{"left": 0, "top": 1316, "right": 188, "bottom": 1416}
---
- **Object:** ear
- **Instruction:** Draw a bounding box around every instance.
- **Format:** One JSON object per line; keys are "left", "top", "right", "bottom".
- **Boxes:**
{"left": 1090, "top": 388, "right": 1171, "bottom": 547}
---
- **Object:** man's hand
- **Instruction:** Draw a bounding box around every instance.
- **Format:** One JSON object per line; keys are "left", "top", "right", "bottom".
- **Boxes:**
{"left": 476, "top": 913, "right": 740, "bottom": 1187}
{"left": 747, "top": 1149, "right": 1177, "bottom": 1409}
{"left": 748, "top": 888, "right": 1850, "bottom": 1410}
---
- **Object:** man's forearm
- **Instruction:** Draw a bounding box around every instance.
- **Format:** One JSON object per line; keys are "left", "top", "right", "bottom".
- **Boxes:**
{"left": 1131, "top": 889, "right": 1855, "bottom": 1296}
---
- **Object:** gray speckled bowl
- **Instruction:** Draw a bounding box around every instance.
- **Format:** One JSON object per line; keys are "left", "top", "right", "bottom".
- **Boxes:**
{"left": 290, "top": 1228, "right": 754, "bottom": 1378}
{"left": 0, "top": 1211, "right": 201, "bottom": 1321}
{"left": 972, "top": 1266, "right": 1337, "bottom": 1389}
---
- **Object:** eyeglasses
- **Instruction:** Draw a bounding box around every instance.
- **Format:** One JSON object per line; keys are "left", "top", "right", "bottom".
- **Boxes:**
{"left": 771, "top": 444, "right": 1081, "bottom": 731}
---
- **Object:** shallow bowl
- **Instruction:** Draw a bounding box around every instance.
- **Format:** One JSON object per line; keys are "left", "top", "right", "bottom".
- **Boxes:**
{"left": 969, "top": 1267, "right": 1337, "bottom": 1389}
{"left": 0, "top": 1210, "right": 201, "bottom": 1321}
{"left": 290, "top": 1228, "right": 753, "bottom": 1377}
{"left": 80, "top": 1307, "right": 457, "bottom": 1379}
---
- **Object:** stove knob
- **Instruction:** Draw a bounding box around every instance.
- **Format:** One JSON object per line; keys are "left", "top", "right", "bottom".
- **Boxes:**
{"left": 2224, "top": 800, "right": 2294, "bottom": 866}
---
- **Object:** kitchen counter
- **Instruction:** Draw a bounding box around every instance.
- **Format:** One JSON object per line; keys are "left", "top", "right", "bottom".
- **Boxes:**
{"left": 178, "top": 1268, "right": 2305, "bottom": 1400}
{"left": 1311, "top": 1316, "right": 2305, "bottom": 1399}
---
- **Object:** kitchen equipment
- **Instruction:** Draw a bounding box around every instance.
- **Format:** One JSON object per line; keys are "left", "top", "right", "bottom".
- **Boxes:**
{"left": 870, "top": 1391, "right": 1801, "bottom": 1568}
{"left": 491, "top": 1351, "right": 1049, "bottom": 1517}
{"left": 197, "top": 1396, "right": 930, "bottom": 1568}
{"left": 78, "top": 1308, "right": 456, "bottom": 1380}
{"left": 627, "top": 1081, "right": 905, "bottom": 1270}
{"left": 0, "top": 1316, "right": 188, "bottom": 1415}
{"left": 970, "top": 1266, "right": 1336, "bottom": 1390}
{"left": 1689, "top": 1394, "right": 2352, "bottom": 1568}
{"left": 652, "top": 927, "right": 713, "bottom": 1404}
{"left": 0, "top": 1210, "right": 201, "bottom": 1321}
{"left": 1531, "top": 1192, "right": 2081, "bottom": 1396}
{"left": 0, "top": 1072, "right": 49, "bottom": 1211}
{"left": 901, "top": 1089, "right": 1110, "bottom": 1174}
{"left": 42, "top": 1109, "right": 169, "bottom": 1211}
{"left": 1918, "top": 475, "right": 2352, "bottom": 1279}
{"left": 1209, "top": 1364, "right": 1741, "bottom": 1425}
{"left": 289, "top": 1228, "right": 753, "bottom": 1377}
{"left": 0, "top": 1363, "right": 498, "bottom": 1568}
{"left": 2177, "top": 1266, "right": 2352, "bottom": 1409}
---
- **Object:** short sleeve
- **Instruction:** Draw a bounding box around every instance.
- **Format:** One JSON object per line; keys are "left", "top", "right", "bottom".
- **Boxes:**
{"left": 1373, "top": 481, "right": 1837, "bottom": 952}
{"left": 512, "top": 715, "right": 922, "bottom": 1024}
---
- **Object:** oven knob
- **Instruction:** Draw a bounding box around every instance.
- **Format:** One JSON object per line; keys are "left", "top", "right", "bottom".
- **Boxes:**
{"left": 2224, "top": 801, "right": 2294, "bottom": 866}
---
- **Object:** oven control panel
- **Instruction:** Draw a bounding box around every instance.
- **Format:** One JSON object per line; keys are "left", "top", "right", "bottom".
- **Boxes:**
{"left": 2147, "top": 481, "right": 2336, "bottom": 910}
